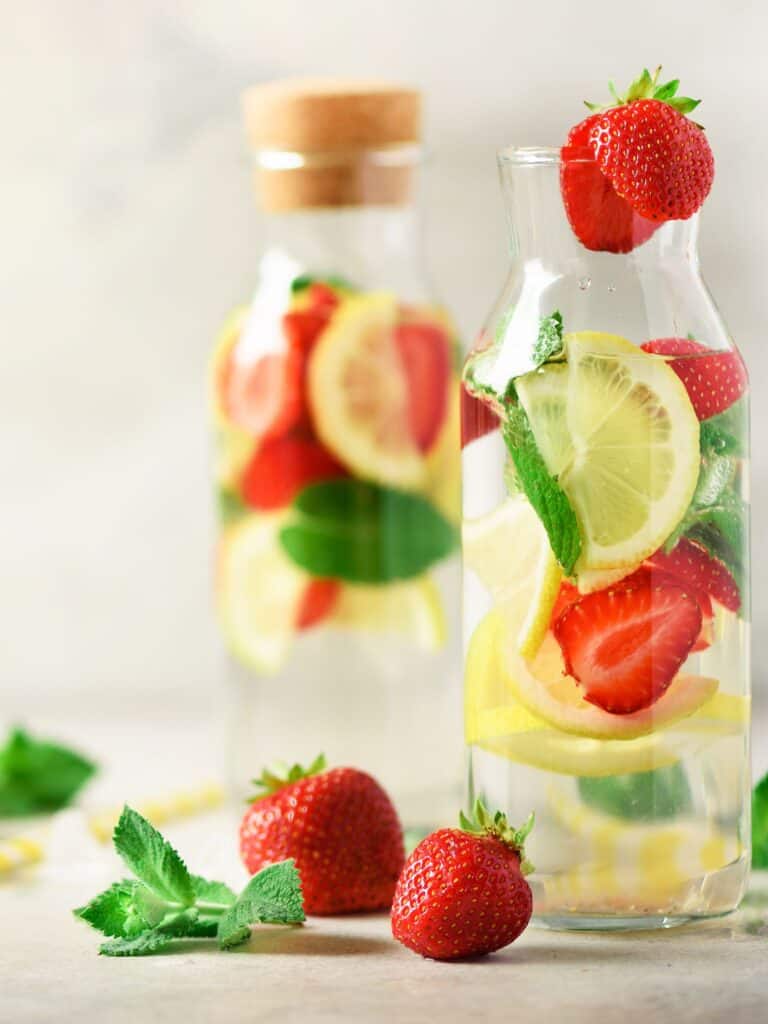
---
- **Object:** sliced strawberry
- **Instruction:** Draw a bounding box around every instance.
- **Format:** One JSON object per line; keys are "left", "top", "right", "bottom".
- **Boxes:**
{"left": 282, "top": 310, "right": 331, "bottom": 358}
{"left": 224, "top": 349, "right": 305, "bottom": 440}
{"left": 646, "top": 537, "right": 740, "bottom": 613}
{"left": 240, "top": 434, "right": 347, "bottom": 511}
{"left": 641, "top": 337, "right": 747, "bottom": 420}
{"left": 549, "top": 580, "right": 581, "bottom": 627}
{"left": 296, "top": 578, "right": 341, "bottom": 629}
{"left": 306, "top": 282, "right": 340, "bottom": 313}
{"left": 393, "top": 322, "right": 451, "bottom": 452}
{"left": 461, "top": 384, "right": 500, "bottom": 448}
{"left": 553, "top": 577, "right": 702, "bottom": 714}
{"left": 560, "top": 116, "right": 658, "bottom": 254}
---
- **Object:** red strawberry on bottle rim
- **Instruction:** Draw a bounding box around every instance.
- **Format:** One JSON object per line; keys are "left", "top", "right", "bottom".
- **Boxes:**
{"left": 391, "top": 800, "right": 534, "bottom": 961}
{"left": 240, "top": 755, "right": 405, "bottom": 916}
{"left": 553, "top": 572, "right": 702, "bottom": 714}
{"left": 561, "top": 67, "right": 714, "bottom": 253}
{"left": 641, "top": 337, "right": 747, "bottom": 420}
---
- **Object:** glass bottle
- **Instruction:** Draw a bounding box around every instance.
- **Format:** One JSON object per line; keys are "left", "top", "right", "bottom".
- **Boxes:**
{"left": 462, "top": 146, "right": 750, "bottom": 927}
{"left": 209, "top": 81, "right": 461, "bottom": 828}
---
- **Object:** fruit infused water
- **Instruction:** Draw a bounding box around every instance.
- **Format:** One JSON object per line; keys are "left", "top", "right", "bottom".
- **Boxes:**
{"left": 463, "top": 69, "right": 750, "bottom": 927}
{"left": 210, "top": 82, "right": 461, "bottom": 827}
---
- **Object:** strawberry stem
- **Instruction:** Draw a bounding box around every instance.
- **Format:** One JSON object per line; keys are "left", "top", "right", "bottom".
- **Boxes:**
{"left": 583, "top": 66, "right": 701, "bottom": 117}
{"left": 247, "top": 753, "right": 327, "bottom": 801}
{"left": 459, "top": 798, "right": 535, "bottom": 874}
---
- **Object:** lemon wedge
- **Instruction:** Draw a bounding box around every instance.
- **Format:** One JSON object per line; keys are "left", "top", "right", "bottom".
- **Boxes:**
{"left": 515, "top": 331, "right": 699, "bottom": 574}
{"left": 328, "top": 576, "right": 447, "bottom": 651}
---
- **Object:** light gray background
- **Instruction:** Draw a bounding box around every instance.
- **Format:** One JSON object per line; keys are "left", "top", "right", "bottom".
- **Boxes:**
{"left": 2, "top": 1, "right": 766, "bottom": 715}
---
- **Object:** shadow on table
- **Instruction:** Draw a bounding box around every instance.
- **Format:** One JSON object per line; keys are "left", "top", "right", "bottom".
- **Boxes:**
{"left": 234, "top": 926, "right": 393, "bottom": 957}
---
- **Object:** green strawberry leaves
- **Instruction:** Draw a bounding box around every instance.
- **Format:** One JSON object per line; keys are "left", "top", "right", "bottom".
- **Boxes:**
{"left": 585, "top": 67, "right": 701, "bottom": 116}
{"left": 502, "top": 406, "right": 582, "bottom": 575}
{"left": 280, "top": 480, "right": 457, "bottom": 583}
{"left": 0, "top": 726, "right": 97, "bottom": 817}
{"left": 74, "top": 807, "right": 304, "bottom": 956}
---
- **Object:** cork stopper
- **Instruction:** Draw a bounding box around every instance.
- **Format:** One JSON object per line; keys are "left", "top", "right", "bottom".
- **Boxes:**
{"left": 241, "top": 79, "right": 421, "bottom": 211}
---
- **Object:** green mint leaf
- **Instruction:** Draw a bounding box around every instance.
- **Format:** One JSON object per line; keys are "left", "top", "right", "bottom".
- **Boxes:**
{"left": 218, "top": 860, "right": 305, "bottom": 950}
{"left": 753, "top": 773, "right": 768, "bottom": 869}
{"left": 0, "top": 727, "right": 96, "bottom": 817}
{"left": 502, "top": 407, "right": 582, "bottom": 574}
{"left": 99, "top": 909, "right": 200, "bottom": 957}
{"left": 217, "top": 488, "right": 249, "bottom": 527}
{"left": 700, "top": 399, "right": 747, "bottom": 458}
{"left": 578, "top": 765, "right": 692, "bottom": 822}
{"left": 290, "top": 273, "right": 356, "bottom": 294}
{"left": 190, "top": 876, "right": 238, "bottom": 906}
{"left": 112, "top": 806, "right": 195, "bottom": 907}
{"left": 75, "top": 881, "right": 149, "bottom": 938}
{"left": 280, "top": 480, "right": 457, "bottom": 583}
{"left": 531, "top": 311, "right": 564, "bottom": 368}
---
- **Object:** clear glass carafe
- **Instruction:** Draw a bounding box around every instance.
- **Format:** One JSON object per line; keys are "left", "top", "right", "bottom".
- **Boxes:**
{"left": 209, "top": 85, "right": 461, "bottom": 829}
{"left": 462, "top": 147, "right": 750, "bottom": 928}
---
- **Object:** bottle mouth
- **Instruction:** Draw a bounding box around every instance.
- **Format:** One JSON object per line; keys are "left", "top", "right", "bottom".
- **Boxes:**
{"left": 498, "top": 146, "right": 597, "bottom": 167}
{"left": 254, "top": 142, "right": 422, "bottom": 171}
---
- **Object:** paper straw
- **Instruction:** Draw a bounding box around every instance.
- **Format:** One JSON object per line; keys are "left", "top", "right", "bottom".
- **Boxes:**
{"left": 88, "top": 782, "right": 226, "bottom": 843}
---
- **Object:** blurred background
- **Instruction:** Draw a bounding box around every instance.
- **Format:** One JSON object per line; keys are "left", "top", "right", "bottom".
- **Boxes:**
{"left": 2, "top": 1, "right": 766, "bottom": 769}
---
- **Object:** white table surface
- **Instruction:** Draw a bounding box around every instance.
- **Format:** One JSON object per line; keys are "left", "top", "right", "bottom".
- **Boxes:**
{"left": 1, "top": 708, "right": 766, "bottom": 1023}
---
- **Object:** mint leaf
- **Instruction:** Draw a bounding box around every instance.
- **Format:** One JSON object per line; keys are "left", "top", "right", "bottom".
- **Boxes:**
{"left": 700, "top": 399, "right": 747, "bottom": 458}
{"left": 0, "top": 727, "right": 96, "bottom": 817}
{"left": 75, "top": 881, "right": 148, "bottom": 938}
{"left": 191, "top": 876, "right": 237, "bottom": 906}
{"left": 99, "top": 909, "right": 200, "bottom": 957}
{"left": 502, "top": 407, "right": 582, "bottom": 574}
{"left": 217, "top": 488, "right": 248, "bottom": 527}
{"left": 532, "top": 310, "right": 564, "bottom": 367}
{"left": 290, "top": 273, "right": 355, "bottom": 294}
{"left": 578, "top": 765, "right": 692, "bottom": 821}
{"left": 218, "top": 860, "right": 305, "bottom": 950}
{"left": 752, "top": 773, "right": 768, "bottom": 869}
{"left": 112, "top": 806, "right": 194, "bottom": 907}
{"left": 280, "top": 480, "right": 457, "bottom": 583}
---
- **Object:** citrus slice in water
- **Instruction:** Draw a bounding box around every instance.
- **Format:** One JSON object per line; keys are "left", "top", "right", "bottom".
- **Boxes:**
{"left": 329, "top": 576, "right": 446, "bottom": 651}
{"left": 515, "top": 331, "right": 700, "bottom": 573}
{"left": 216, "top": 514, "right": 307, "bottom": 674}
{"left": 307, "top": 293, "right": 427, "bottom": 489}
{"left": 463, "top": 497, "right": 562, "bottom": 658}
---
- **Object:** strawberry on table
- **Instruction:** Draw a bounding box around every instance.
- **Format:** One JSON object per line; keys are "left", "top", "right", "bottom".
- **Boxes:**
{"left": 240, "top": 755, "right": 405, "bottom": 915}
{"left": 561, "top": 68, "right": 714, "bottom": 252}
{"left": 641, "top": 337, "right": 748, "bottom": 420}
{"left": 553, "top": 571, "right": 702, "bottom": 714}
{"left": 391, "top": 800, "right": 533, "bottom": 961}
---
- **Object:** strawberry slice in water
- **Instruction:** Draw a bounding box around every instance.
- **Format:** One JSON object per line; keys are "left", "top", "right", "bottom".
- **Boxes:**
{"left": 296, "top": 578, "right": 341, "bottom": 630}
{"left": 461, "top": 384, "right": 500, "bottom": 448}
{"left": 560, "top": 116, "right": 658, "bottom": 254}
{"left": 646, "top": 537, "right": 741, "bottom": 613}
{"left": 641, "top": 337, "right": 747, "bottom": 420}
{"left": 394, "top": 322, "right": 451, "bottom": 452}
{"left": 240, "top": 434, "right": 347, "bottom": 511}
{"left": 553, "top": 574, "right": 702, "bottom": 714}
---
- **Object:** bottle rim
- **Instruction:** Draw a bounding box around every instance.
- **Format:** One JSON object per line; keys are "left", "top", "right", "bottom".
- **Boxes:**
{"left": 498, "top": 145, "right": 594, "bottom": 166}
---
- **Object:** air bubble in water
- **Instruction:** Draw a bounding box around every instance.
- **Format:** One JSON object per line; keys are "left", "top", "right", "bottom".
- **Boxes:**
{"left": 578, "top": 276, "right": 591, "bottom": 291}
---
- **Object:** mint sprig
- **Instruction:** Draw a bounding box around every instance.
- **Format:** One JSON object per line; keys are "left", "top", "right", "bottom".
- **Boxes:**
{"left": 0, "top": 726, "right": 96, "bottom": 817}
{"left": 532, "top": 310, "right": 564, "bottom": 367}
{"left": 280, "top": 480, "right": 457, "bottom": 584}
{"left": 753, "top": 773, "right": 768, "bottom": 870}
{"left": 503, "top": 407, "right": 582, "bottom": 574}
{"left": 74, "top": 806, "right": 304, "bottom": 956}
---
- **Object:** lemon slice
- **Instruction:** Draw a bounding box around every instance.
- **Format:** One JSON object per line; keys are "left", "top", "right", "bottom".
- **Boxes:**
{"left": 216, "top": 515, "right": 306, "bottom": 674}
{"left": 329, "top": 576, "right": 446, "bottom": 651}
{"left": 208, "top": 308, "right": 257, "bottom": 486}
{"left": 515, "top": 331, "right": 699, "bottom": 573}
{"left": 463, "top": 497, "right": 562, "bottom": 658}
{"left": 308, "top": 293, "right": 426, "bottom": 489}
{"left": 425, "top": 379, "right": 461, "bottom": 525}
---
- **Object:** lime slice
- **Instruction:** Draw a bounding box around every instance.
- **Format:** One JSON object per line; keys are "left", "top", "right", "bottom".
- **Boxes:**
{"left": 216, "top": 515, "right": 306, "bottom": 674}
{"left": 463, "top": 497, "right": 562, "bottom": 658}
{"left": 515, "top": 331, "right": 699, "bottom": 573}
{"left": 308, "top": 293, "right": 426, "bottom": 489}
{"left": 328, "top": 576, "right": 446, "bottom": 651}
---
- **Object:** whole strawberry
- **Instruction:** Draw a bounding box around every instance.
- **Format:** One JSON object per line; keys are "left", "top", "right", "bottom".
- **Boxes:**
{"left": 240, "top": 755, "right": 405, "bottom": 915}
{"left": 391, "top": 801, "right": 533, "bottom": 960}
{"left": 562, "top": 67, "right": 714, "bottom": 252}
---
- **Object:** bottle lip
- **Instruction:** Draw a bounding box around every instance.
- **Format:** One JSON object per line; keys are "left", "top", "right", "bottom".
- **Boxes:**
{"left": 498, "top": 146, "right": 562, "bottom": 166}
{"left": 253, "top": 142, "right": 423, "bottom": 171}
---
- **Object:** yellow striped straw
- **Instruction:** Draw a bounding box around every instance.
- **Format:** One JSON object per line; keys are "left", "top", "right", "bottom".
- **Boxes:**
{"left": 88, "top": 782, "right": 226, "bottom": 843}
{"left": 0, "top": 833, "right": 45, "bottom": 876}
